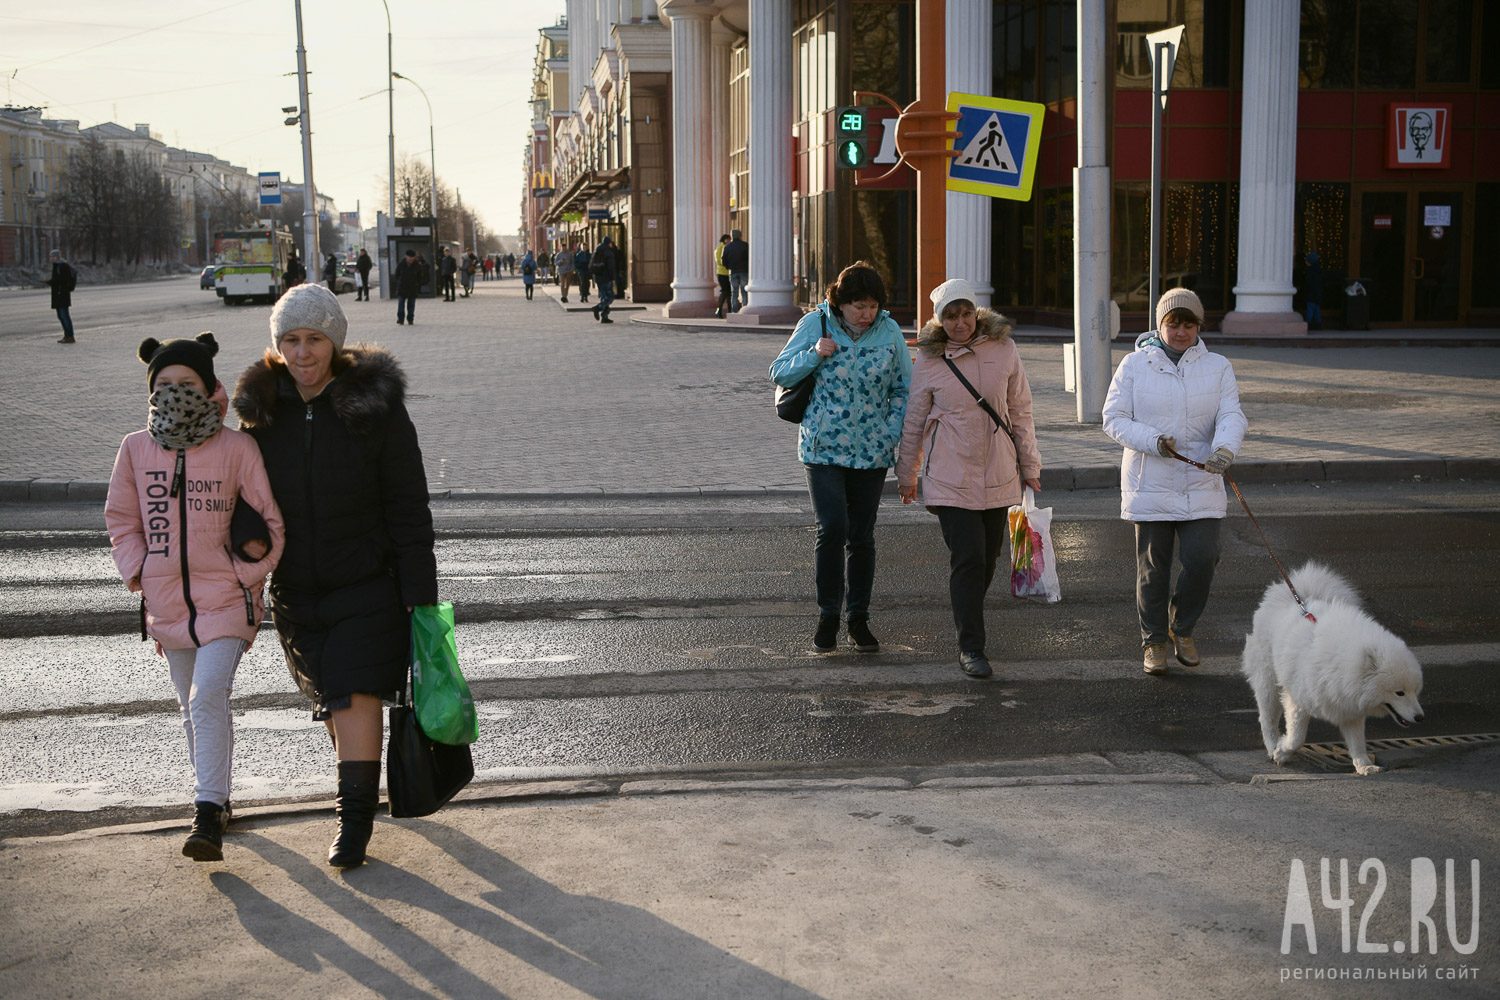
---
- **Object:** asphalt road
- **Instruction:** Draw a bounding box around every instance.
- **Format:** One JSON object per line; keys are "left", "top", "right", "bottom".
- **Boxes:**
{"left": 4, "top": 480, "right": 1498, "bottom": 836}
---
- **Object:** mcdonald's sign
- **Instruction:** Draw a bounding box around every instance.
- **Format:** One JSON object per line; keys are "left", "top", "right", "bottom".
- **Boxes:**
{"left": 531, "top": 171, "right": 555, "bottom": 198}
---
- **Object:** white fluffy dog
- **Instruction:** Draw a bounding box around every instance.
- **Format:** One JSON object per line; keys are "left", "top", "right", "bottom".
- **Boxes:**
{"left": 1241, "top": 562, "right": 1424, "bottom": 775}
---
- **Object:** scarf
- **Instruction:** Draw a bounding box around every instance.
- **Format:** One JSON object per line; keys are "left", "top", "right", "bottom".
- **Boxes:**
{"left": 147, "top": 382, "right": 222, "bottom": 452}
{"left": 1142, "top": 335, "right": 1187, "bottom": 366}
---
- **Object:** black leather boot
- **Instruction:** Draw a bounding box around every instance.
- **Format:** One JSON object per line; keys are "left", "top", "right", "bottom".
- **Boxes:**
{"left": 328, "top": 760, "right": 381, "bottom": 869}
{"left": 182, "top": 800, "right": 227, "bottom": 862}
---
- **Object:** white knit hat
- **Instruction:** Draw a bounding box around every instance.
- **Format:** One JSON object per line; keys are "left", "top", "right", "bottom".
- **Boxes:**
{"left": 270, "top": 283, "right": 348, "bottom": 350}
{"left": 930, "top": 277, "right": 977, "bottom": 319}
{"left": 1155, "top": 286, "right": 1204, "bottom": 327}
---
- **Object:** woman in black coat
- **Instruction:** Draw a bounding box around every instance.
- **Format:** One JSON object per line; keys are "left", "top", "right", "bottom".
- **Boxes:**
{"left": 232, "top": 283, "right": 437, "bottom": 868}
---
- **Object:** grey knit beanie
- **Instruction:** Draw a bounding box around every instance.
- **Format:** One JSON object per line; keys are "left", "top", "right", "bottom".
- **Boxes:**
{"left": 269, "top": 283, "right": 348, "bottom": 350}
{"left": 1155, "top": 286, "right": 1204, "bottom": 328}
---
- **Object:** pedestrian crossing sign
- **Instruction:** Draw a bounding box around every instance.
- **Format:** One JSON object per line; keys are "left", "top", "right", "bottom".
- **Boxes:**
{"left": 945, "top": 92, "right": 1046, "bottom": 201}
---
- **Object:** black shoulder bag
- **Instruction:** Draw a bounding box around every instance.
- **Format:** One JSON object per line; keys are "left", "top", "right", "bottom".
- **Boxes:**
{"left": 775, "top": 313, "right": 825, "bottom": 423}
{"left": 943, "top": 355, "right": 1022, "bottom": 475}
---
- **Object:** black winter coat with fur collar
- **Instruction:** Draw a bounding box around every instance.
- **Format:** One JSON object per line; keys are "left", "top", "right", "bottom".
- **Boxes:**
{"left": 232, "top": 345, "right": 437, "bottom": 702}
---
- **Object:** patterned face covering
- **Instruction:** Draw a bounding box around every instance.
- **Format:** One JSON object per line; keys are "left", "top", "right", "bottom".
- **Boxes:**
{"left": 147, "top": 382, "right": 222, "bottom": 452}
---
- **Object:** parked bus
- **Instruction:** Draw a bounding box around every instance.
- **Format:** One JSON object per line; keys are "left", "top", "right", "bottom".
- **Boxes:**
{"left": 212, "top": 228, "right": 295, "bottom": 305}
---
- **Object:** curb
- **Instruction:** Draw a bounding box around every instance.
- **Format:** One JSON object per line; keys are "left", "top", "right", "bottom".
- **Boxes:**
{"left": 7, "top": 458, "right": 1496, "bottom": 503}
{"left": 6, "top": 770, "right": 1218, "bottom": 845}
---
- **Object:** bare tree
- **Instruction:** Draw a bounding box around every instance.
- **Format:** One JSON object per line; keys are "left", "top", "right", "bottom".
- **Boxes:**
{"left": 52, "top": 134, "right": 121, "bottom": 264}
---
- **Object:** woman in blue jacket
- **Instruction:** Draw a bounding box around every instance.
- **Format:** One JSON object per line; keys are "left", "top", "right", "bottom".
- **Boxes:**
{"left": 770, "top": 261, "right": 911, "bottom": 653}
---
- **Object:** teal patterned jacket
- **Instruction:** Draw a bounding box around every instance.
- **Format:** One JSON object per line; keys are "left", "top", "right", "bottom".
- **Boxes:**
{"left": 769, "top": 301, "right": 912, "bottom": 469}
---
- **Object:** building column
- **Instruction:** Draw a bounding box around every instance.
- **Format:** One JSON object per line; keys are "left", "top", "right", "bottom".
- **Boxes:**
{"left": 662, "top": 0, "right": 720, "bottom": 317}
{"left": 1221, "top": 0, "right": 1306, "bottom": 335}
{"left": 740, "top": 0, "right": 802, "bottom": 324}
{"left": 711, "top": 19, "right": 736, "bottom": 239}
{"left": 944, "top": 0, "right": 992, "bottom": 307}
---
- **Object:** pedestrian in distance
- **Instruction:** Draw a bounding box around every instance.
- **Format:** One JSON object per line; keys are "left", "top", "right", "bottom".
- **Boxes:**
{"left": 723, "top": 228, "right": 749, "bottom": 313}
{"left": 322, "top": 254, "right": 339, "bottom": 294}
{"left": 438, "top": 247, "right": 458, "bottom": 302}
{"left": 521, "top": 250, "right": 536, "bottom": 300}
{"left": 556, "top": 243, "right": 577, "bottom": 303}
{"left": 896, "top": 279, "right": 1042, "bottom": 680}
{"left": 393, "top": 249, "right": 425, "bottom": 324}
{"left": 589, "top": 237, "right": 618, "bottom": 322}
{"left": 1303, "top": 251, "right": 1323, "bottom": 329}
{"left": 714, "top": 234, "right": 732, "bottom": 319}
{"left": 283, "top": 253, "right": 306, "bottom": 293}
{"left": 354, "top": 249, "right": 372, "bottom": 301}
{"left": 506, "top": 252, "right": 516, "bottom": 276}
{"left": 574, "top": 244, "right": 592, "bottom": 303}
{"left": 46, "top": 248, "right": 77, "bottom": 343}
{"left": 1102, "top": 287, "right": 1247, "bottom": 676}
{"left": 537, "top": 249, "right": 552, "bottom": 283}
{"left": 104, "top": 332, "right": 285, "bottom": 862}
{"left": 461, "top": 250, "right": 477, "bottom": 297}
{"left": 232, "top": 284, "right": 438, "bottom": 869}
{"left": 769, "top": 260, "right": 911, "bottom": 653}
{"left": 482, "top": 255, "right": 493, "bottom": 281}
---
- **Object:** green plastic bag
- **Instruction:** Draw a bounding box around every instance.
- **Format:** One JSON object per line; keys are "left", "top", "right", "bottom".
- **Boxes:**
{"left": 411, "top": 602, "right": 478, "bottom": 745}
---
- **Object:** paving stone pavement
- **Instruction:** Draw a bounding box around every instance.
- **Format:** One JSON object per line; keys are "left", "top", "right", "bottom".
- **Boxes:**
{"left": 2, "top": 278, "right": 1497, "bottom": 495}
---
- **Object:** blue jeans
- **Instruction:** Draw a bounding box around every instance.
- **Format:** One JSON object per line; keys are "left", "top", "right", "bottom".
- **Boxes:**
{"left": 56, "top": 307, "right": 74, "bottom": 338}
{"left": 804, "top": 464, "right": 887, "bottom": 618}
{"left": 1305, "top": 301, "right": 1321, "bottom": 326}
{"left": 596, "top": 278, "right": 616, "bottom": 315}
{"left": 397, "top": 295, "right": 415, "bottom": 322}
{"left": 730, "top": 272, "right": 748, "bottom": 312}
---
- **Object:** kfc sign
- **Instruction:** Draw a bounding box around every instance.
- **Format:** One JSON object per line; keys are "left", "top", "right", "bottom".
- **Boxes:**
{"left": 1387, "top": 104, "right": 1451, "bottom": 169}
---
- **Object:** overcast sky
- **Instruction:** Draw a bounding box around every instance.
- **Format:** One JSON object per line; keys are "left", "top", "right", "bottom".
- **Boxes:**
{"left": 2, "top": 0, "right": 567, "bottom": 237}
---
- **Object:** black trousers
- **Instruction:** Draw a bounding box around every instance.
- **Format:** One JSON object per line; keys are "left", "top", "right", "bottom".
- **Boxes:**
{"left": 934, "top": 506, "right": 1009, "bottom": 654}
{"left": 804, "top": 464, "right": 887, "bottom": 619}
{"left": 1134, "top": 519, "right": 1222, "bottom": 646}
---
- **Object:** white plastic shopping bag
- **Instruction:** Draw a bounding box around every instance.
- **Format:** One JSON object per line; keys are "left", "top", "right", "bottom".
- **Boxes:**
{"left": 1007, "top": 487, "right": 1061, "bottom": 604}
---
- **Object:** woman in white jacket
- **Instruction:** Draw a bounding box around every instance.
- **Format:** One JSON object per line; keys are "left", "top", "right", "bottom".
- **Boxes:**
{"left": 1103, "top": 288, "right": 1247, "bottom": 675}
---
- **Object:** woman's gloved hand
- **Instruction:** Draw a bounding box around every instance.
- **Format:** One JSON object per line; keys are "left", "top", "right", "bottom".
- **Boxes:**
{"left": 1156, "top": 435, "right": 1178, "bottom": 458}
{"left": 1204, "top": 446, "right": 1235, "bottom": 474}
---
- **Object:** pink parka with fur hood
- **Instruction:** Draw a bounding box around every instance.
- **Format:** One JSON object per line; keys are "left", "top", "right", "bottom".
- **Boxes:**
{"left": 105, "top": 383, "right": 285, "bottom": 650}
{"left": 896, "top": 308, "right": 1043, "bottom": 510}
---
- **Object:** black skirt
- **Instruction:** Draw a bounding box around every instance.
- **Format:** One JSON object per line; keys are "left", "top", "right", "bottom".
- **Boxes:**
{"left": 270, "top": 573, "right": 409, "bottom": 712}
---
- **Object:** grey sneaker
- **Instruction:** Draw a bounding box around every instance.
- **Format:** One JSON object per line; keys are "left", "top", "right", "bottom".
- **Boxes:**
{"left": 1143, "top": 642, "right": 1171, "bottom": 675}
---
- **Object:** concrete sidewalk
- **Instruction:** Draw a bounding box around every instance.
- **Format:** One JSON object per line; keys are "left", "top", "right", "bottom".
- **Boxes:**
{"left": 3, "top": 746, "right": 1496, "bottom": 999}
{"left": 3, "top": 276, "right": 1499, "bottom": 499}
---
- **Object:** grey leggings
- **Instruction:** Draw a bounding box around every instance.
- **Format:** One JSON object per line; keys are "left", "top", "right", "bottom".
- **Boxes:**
{"left": 164, "top": 637, "right": 246, "bottom": 807}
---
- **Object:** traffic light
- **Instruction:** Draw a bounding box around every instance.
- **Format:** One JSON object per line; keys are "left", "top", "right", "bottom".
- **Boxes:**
{"left": 834, "top": 106, "right": 868, "bottom": 171}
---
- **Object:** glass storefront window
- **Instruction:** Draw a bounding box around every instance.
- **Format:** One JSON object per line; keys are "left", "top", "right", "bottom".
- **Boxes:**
{"left": 1474, "top": 184, "right": 1500, "bottom": 308}
{"left": 1357, "top": 0, "right": 1418, "bottom": 87}
{"left": 1425, "top": 0, "right": 1473, "bottom": 84}
{"left": 1300, "top": 0, "right": 1357, "bottom": 88}
{"left": 994, "top": 2, "right": 1039, "bottom": 102}
{"left": 1115, "top": 0, "right": 1231, "bottom": 90}
{"left": 851, "top": 2, "right": 915, "bottom": 106}
{"left": 1112, "top": 181, "right": 1228, "bottom": 316}
{"left": 1044, "top": 1, "right": 1078, "bottom": 103}
{"left": 1293, "top": 182, "right": 1350, "bottom": 313}
{"left": 1484, "top": 0, "right": 1500, "bottom": 88}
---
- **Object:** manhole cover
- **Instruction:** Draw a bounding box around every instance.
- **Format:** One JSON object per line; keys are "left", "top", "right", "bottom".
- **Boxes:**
{"left": 1296, "top": 732, "right": 1500, "bottom": 771}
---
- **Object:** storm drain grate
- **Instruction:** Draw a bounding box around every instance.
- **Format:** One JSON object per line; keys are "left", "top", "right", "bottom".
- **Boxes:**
{"left": 1296, "top": 733, "right": 1500, "bottom": 771}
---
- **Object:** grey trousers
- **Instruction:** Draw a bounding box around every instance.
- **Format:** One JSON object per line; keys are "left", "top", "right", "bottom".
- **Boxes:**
{"left": 1134, "top": 519, "right": 1222, "bottom": 646}
{"left": 165, "top": 637, "right": 247, "bottom": 807}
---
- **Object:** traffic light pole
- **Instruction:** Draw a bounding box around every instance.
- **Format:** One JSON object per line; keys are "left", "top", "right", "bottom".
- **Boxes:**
{"left": 852, "top": 0, "right": 958, "bottom": 331}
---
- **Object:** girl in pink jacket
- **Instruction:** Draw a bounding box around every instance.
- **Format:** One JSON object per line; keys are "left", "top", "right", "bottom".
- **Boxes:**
{"left": 104, "top": 333, "right": 284, "bottom": 863}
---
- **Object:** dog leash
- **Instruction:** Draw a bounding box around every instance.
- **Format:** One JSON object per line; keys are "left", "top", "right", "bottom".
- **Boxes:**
{"left": 1164, "top": 445, "right": 1317, "bottom": 623}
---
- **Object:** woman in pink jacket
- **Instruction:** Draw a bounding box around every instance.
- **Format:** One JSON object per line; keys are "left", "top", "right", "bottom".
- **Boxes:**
{"left": 105, "top": 333, "right": 284, "bottom": 862}
{"left": 896, "top": 279, "right": 1043, "bottom": 680}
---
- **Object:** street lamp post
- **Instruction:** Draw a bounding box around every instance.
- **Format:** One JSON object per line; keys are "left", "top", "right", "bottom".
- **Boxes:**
{"left": 293, "top": 0, "right": 320, "bottom": 267}
{"left": 391, "top": 72, "right": 437, "bottom": 220}
{"left": 381, "top": 0, "right": 395, "bottom": 222}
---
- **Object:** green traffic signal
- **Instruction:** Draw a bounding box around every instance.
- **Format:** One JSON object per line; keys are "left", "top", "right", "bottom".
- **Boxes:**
{"left": 837, "top": 139, "right": 868, "bottom": 169}
{"left": 834, "top": 105, "right": 868, "bottom": 172}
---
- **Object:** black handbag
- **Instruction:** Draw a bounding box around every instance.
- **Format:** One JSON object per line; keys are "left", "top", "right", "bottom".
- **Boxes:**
{"left": 387, "top": 665, "right": 473, "bottom": 819}
{"left": 774, "top": 313, "right": 825, "bottom": 423}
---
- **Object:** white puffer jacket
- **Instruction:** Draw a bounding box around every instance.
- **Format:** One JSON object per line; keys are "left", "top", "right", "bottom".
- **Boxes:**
{"left": 1102, "top": 333, "right": 1248, "bottom": 522}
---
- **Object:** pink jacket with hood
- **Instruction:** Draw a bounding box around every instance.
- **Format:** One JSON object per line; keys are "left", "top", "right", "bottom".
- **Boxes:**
{"left": 105, "top": 382, "right": 285, "bottom": 649}
{"left": 896, "top": 308, "right": 1043, "bottom": 510}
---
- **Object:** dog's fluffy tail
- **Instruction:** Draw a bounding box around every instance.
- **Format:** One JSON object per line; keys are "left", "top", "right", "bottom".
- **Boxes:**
{"left": 1272, "top": 561, "right": 1364, "bottom": 611}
